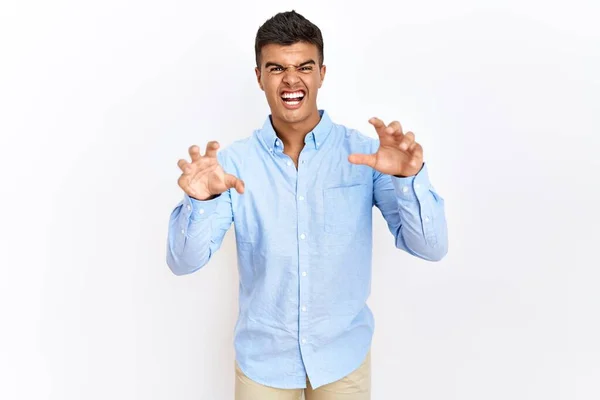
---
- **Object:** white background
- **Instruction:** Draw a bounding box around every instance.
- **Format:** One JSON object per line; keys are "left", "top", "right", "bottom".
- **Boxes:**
{"left": 1, "top": 0, "right": 599, "bottom": 399}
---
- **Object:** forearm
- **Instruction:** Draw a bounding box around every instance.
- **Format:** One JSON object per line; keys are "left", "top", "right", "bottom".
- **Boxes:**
{"left": 166, "top": 194, "right": 221, "bottom": 275}
{"left": 391, "top": 165, "right": 448, "bottom": 261}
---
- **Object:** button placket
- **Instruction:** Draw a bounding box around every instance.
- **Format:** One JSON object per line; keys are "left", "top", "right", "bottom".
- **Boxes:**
{"left": 296, "top": 146, "right": 311, "bottom": 352}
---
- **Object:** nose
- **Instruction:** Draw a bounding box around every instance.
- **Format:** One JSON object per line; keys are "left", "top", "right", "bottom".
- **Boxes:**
{"left": 282, "top": 67, "right": 300, "bottom": 85}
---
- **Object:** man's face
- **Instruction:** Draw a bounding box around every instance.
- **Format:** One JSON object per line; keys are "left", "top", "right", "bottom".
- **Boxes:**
{"left": 255, "top": 42, "right": 326, "bottom": 125}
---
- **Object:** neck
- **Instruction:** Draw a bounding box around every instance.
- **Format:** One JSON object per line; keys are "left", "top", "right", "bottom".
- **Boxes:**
{"left": 271, "top": 109, "right": 321, "bottom": 151}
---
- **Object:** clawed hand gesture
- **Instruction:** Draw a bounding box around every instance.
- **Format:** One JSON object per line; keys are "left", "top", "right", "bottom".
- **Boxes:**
{"left": 349, "top": 117, "right": 423, "bottom": 177}
{"left": 177, "top": 141, "right": 245, "bottom": 201}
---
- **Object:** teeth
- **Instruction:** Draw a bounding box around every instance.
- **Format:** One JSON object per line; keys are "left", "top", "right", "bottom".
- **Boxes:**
{"left": 282, "top": 91, "right": 305, "bottom": 99}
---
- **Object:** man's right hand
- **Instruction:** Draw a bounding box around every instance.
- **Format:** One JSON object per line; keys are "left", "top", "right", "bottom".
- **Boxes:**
{"left": 177, "top": 141, "right": 245, "bottom": 201}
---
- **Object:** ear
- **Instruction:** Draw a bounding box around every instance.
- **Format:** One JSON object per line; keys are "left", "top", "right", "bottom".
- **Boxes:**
{"left": 319, "top": 64, "right": 326, "bottom": 88}
{"left": 255, "top": 67, "right": 264, "bottom": 91}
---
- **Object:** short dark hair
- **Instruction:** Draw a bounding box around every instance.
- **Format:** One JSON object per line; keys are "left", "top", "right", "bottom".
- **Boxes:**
{"left": 255, "top": 10, "right": 324, "bottom": 68}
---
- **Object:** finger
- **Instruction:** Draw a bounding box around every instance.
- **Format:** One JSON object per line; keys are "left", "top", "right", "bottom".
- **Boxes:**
{"left": 410, "top": 142, "right": 423, "bottom": 159}
{"left": 408, "top": 156, "right": 423, "bottom": 171}
{"left": 398, "top": 131, "right": 415, "bottom": 151}
{"left": 368, "top": 117, "right": 388, "bottom": 137}
{"left": 188, "top": 145, "right": 201, "bottom": 162}
{"left": 224, "top": 174, "right": 245, "bottom": 194}
{"left": 205, "top": 141, "right": 220, "bottom": 158}
{"left": 386, "top": 120, "right": 403, "bottom": 135}
{"left": 348, "top": 153, "right": 377, "bottom": 168}
{"left": 235, "top": 179, "right": 245, "bottom": 194}
{"left": 177, "top": 159, "right": 192, "bottom": 174}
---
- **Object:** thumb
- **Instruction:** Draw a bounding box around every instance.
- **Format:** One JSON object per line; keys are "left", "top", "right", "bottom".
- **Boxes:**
{"left": 348, "top": 153, "right": 377, "bottom": 168}
{"left": 224, "top": 173, "right": 245, "bottom": 194}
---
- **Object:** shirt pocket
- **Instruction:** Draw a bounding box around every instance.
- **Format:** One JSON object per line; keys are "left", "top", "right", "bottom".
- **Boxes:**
{"left": 323, "top": 183, "right": 370, "bottom": 235}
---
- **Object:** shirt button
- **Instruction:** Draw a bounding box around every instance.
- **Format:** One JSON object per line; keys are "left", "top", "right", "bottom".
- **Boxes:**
{"left": 298, "top": 195, "right": 304, "bottom": 201}
{"left": 300, "top": 233, "right": 306, "bottom": 240}
{"left": 301, "top": 338, "right": 307, "bottom": 344}
{"left": 425, "top": 216, "right": 430, "bottom": 222}
{"left": 316, "top": 142, "right": 320, "bottom": 147}
{"left": 275, "top": 139, "right": 280, "bottom": 146}
{"left": 302, "top": 271, "right": 307, "bottom": 277}
{"left": 402, "top": 186, "right": 409, "bottom": 193}
{"left": 286, "top": 161, "right": 292, "bottom": 166}
{"left": 301, "top": 306, "right": 307, "bottom": 312}
{"left": 199, "top": 209, "right": 204, "bottom": 214}
{"left": 186, "top": 205, "right": 191, "bottom": 211}
{"left": 181, "top": 229, "right": 185, "bottom": 234}
{"left": 415, "top": 183, "right": 421, "bottom": 189}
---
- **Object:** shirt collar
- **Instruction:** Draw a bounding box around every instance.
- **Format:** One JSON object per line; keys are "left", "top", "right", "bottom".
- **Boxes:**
{"left": 259, "top": 110, "right": 333, "bottom": 152}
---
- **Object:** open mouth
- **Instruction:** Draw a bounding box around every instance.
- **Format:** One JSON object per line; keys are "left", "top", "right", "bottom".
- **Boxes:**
{"left": 280, "top": 90, "right": 305, "bottom": 109}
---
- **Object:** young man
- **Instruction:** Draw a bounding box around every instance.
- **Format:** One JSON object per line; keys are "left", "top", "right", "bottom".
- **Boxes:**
{"left": 167, "top": 10, "right": 448, "bottom": 400}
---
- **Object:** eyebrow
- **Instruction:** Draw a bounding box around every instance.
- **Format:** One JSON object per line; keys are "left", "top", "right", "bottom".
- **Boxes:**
{"left": 264, "top": 59, "right": 317, "bottom": 69}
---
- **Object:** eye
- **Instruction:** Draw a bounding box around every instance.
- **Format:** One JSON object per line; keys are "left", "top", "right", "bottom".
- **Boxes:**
{"left": 300, "top": 66, "right": 313, "bottom": 72}
{"left": 270, "top": 67, "right": 284, "bottom": 73}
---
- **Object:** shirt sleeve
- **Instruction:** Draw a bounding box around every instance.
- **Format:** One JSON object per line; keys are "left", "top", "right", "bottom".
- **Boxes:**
{"left": 372, "top": 156, "right": 448, "bottom": 261}
{"left": 166, "top": 153, "right": 234, "bottom": 275}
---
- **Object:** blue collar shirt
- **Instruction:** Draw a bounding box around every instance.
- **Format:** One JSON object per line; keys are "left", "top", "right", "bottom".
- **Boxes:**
{"left": 167, "top": 110, "right": 448, "bottom": 389}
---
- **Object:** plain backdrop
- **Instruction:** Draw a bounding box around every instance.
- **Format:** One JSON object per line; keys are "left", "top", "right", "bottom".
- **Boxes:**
{"left": 1, "top": 0, "right": 599, "bottom": 399}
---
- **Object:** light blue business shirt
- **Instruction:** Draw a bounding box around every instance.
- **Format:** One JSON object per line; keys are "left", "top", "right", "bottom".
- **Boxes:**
{"left": 166, "top": 110, "right": 448, "bottom": 389}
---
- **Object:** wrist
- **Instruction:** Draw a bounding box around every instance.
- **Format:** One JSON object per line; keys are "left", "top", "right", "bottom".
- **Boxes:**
{"left": 187, "top": 189, "right": 220, "bottom": 201}
{"left": 191, "top": 194, "right": 219, "bottom": 201}
{"left": 394, "top": 162, "right": 424, "bottom": 178}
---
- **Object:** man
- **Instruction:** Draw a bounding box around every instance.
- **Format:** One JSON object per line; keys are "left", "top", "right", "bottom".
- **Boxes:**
{"left": 167, "top": 10, "right": 448, "bottom": 400}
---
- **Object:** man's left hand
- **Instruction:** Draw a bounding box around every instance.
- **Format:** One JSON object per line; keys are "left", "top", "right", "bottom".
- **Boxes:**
{"left": 348, "top": 117, "right": 424, "bottom": 177}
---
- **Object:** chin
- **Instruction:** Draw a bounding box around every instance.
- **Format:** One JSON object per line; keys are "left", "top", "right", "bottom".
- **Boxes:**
{"left": 280, "top": 109, "right": 307, "bottom": 123}
{"left": 274, "top": 102, "right": 316, "bottom": 125}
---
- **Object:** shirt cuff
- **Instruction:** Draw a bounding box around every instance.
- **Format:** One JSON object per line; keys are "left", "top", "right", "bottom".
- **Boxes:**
{"left": 391, "top": 163, "right": 431, "bottom": 201}
{"left": 184, "top": 193, "right": 221, "bottom": 221}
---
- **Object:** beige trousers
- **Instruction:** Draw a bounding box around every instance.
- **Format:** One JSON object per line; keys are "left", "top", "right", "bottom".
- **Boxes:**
{"left": 234, "top": 350, "right": 371, "bottom": 400}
